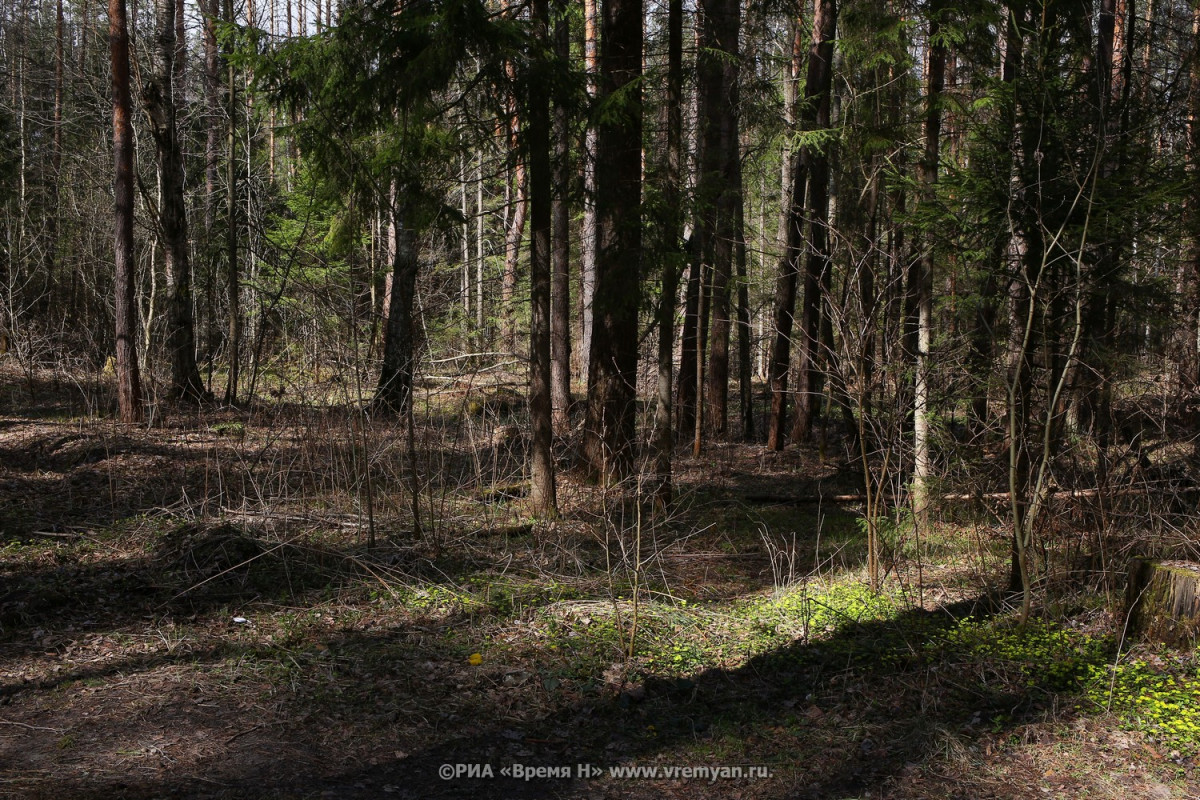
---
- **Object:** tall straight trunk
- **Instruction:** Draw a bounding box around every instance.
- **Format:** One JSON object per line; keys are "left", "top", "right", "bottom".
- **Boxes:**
{"left": 550, "top": 8, "right": 573, "bottom": 435}
{"left": 911, "top": 0, "right": 946, "bottom": 515}
{"left": 502, "top": 116, "right": 527, "bottom": 354}
{"left": 970, "top": 7, "right": 1021, "bottom": 430}
{"left": 203, "top": 0, "right": 220, "bottom": 232}
{"left": 111, "top": 0, "right": 143, "bottom": 422}
{"left": 148, "top": 0, "right": 206, "bottom": 402}
{"left": 653, "top": 0, "right": 683, "bottom": 505}
{"left": 49, "top": 0, "right": 62, "bottom": 277}
{"left": 777, "top": 18, "right": 802, "bottom": 253}
{"left": 377, "top": 197, "right": 420, "bottom": 414}
{"left": 735, "top": 194, "right": 753, "bottom": 440}
{"left": 223, "top": 0, "right": 240, "bottom": 404}
{"left": 788, "top": 0, "right": 837, "bottom": 443}
{"left": 582, "top": 0, "right": 642, "bottom": 482}
{"left": 1066, "top": 0, "right": 1131, "bottom": 435}
{"left": 1185, "top": 3, "right": 1200, "bottom": 391}
{"left": 528, "top": 0, "right": 558, "bottom": 516}
{"left": 579, "top": 0, "right": 599, "bottom": 385}
{"left": 698, "top": 0, "right": 740, "bottom": 438}
{"left": 268, "top": 0, "right": 276, "bottom": 179}
{"left": 766, "top": 2, "right": 832, "bottom": 450}
{"left": 693, "top": 257, "right": 710, "bottom": 455}
{"left": 476, "top": 150, "right": 485, "bottom": 333}
{"left": 677, "top": 248, "right": 700, "bottom": 435}
{"left": 80, "top": 0, "right": 90, "bottom": 72}
{"left": 460, "top": 152, "right": 471, "bottom": 320}
{"left": 791, "top": 144, "right": 831, "bottom": 441}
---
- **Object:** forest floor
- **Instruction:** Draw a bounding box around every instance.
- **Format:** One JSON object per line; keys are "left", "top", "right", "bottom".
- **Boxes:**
{"left": 1, "top": 364, "right": 1199, "bottom": 799}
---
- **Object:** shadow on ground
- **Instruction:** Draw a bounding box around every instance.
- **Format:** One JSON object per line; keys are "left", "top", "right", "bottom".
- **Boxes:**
{"left": 11, "top": 593, "right": 1091, "bottom": 800}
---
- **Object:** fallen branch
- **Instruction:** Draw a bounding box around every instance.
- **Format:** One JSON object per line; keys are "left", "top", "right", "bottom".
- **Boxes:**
{"left": 744, "top": 484, "right": 1200, "bottom": 507}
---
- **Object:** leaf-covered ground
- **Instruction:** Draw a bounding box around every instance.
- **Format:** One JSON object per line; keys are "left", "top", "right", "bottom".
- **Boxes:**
{"left": 1, "top": 367, "right": 1197, "bottom": 799}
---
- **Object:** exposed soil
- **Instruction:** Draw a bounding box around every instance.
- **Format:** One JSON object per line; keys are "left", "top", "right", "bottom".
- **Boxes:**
{"left": 1, "top": 367, "right": 1197, "bottom": 799}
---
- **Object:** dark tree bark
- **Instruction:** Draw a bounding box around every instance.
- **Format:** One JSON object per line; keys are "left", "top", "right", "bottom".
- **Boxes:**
{"left": 146, "top": 0, "right": 207, "bottom": 403}
{"left": 223, "top": 0, "right": 240, "bottom": 404}
{"left": 970, "top": 8, "right": 1021, "bottom": 431}
{"left": 652, "top": 0, "right": 683, "bottom": 506}
{"left": 501, "top": 120, "right": 527, "bottom": 354}
{"left": 791, "top": 137, "right": 831, "bottom": 442}
{"left": 766, "top": 3, "right": 833, "bottom": 450}
{"left": 376, "top": 200, "right": 420, "bottom": 415}
{"left": 550, "top": 6, "right": 572, "bottom": 436}
{"left": 1184, "top": 3, "right": 1200, "bottom": 392}
{"left": 582, "top": 0, "right": 642, "bottom": 482}
{"left": 48, "top": 0, "right": 62, "bottom": 278}
{"left": 202, "top": 0, "right": 220, "bottom": 232}
{"left": 201, "top": 0, "right": 221, "bottom": 389}
{"left": 579, "top": 0, "right": 599, "bottom": 386}
{"left": 527, "top": 0, "right": 558, "bottom": 516}
{"left": 787, "top": 0, "right": 837, "bottom": 444}
{"left": 697, "top": 0, "right": 740, "bottom": 438}
{"left": 111, "top": 0, "right": 143, "bottom": 423}
{"left": 735, "top": 195, "right": 753, "bottom": 441}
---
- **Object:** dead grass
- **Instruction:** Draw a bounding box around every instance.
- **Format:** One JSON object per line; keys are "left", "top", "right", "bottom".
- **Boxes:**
{"left": 1, "top": 365, "right": 1198, "bottom": 799}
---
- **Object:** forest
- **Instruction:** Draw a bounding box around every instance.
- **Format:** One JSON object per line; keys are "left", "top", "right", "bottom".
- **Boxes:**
{"left": 3, "top": 0, "right": 1200, "bottom": 795}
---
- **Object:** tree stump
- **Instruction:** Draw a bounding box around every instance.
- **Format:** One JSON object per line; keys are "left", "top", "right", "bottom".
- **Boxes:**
{"left": 1126, "top": 558, "right": 1200, "bottom": 646}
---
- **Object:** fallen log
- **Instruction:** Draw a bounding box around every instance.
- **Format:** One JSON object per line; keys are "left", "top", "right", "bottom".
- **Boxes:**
{"left": 744, "top": 484, "right": 1200, "bottom": 507}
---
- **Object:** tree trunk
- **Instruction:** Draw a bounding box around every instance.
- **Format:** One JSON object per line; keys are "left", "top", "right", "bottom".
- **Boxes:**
{"left": 652, "top": 0, "right": 683, "bottom": 506}
{"left": 735, "top": 195, "right": 753, "bottom": 441}
{"left": 527, "top": 0, "right": 558, "bottom": 516}
{"left": 582, "top": 0, "right": 642, "bottom": 482}
{"left": 579, "top": 0, "right": 599, "bottom": 386}
{"left": 48, "top": 0, "right": 62, "bottom": 280}
{"left": 377, "top": 199, "right": 420, "bottom": 414}
{"left": 677, "top": 249, "right": 700, "bottom": 436}
{"left": 790, "top": 0, "right": 838, "bottom": 443}
{"left": 1185, "top": 3, "right": 1200, "bottom": 392}
{"left": 111, "top": 0, "right": 143, "bottom": 423}
{"left": 697, "top": 0, "right": 740, "bottom": 439}
{"left": 766, "top": 1, "right": 834, "bottom": 449}
{"left": 223, "top": 0, "right": 240, "bottom": 404}
{"left": 912, "top": 0, "right": 946, "bottom": 516}
{"left": 147, "top": 0, "right": 206, "bottom": 403}
{"left": 550, "top": 7, "right": 572, "bottom": 436}
{"left": 502, "top": 117, "right": 527, "bottom": 354}
{"left": 1127, "top": 558, "right": 1200, "bottom": 646}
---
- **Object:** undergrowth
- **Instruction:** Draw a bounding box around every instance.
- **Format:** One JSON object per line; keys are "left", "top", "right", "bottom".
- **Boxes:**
{"left": 1086, "top": 656, "right": 1200, "bottom": 757}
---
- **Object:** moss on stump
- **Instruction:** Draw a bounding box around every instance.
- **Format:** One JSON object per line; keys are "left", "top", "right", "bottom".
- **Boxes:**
{"left": 1126, "top": 558, "right": 1200, "bottom": 646}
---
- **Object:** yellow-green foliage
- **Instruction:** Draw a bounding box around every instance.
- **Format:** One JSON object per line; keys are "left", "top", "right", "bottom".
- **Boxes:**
{"left": 1085, "top": 659, "right": 1200, "bottom": 756}
{"left": 749, "top": 582, "right": 902, "bottom": 639}
{"left": 936, "top": 618, "right": 1110, "bottom": 690}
